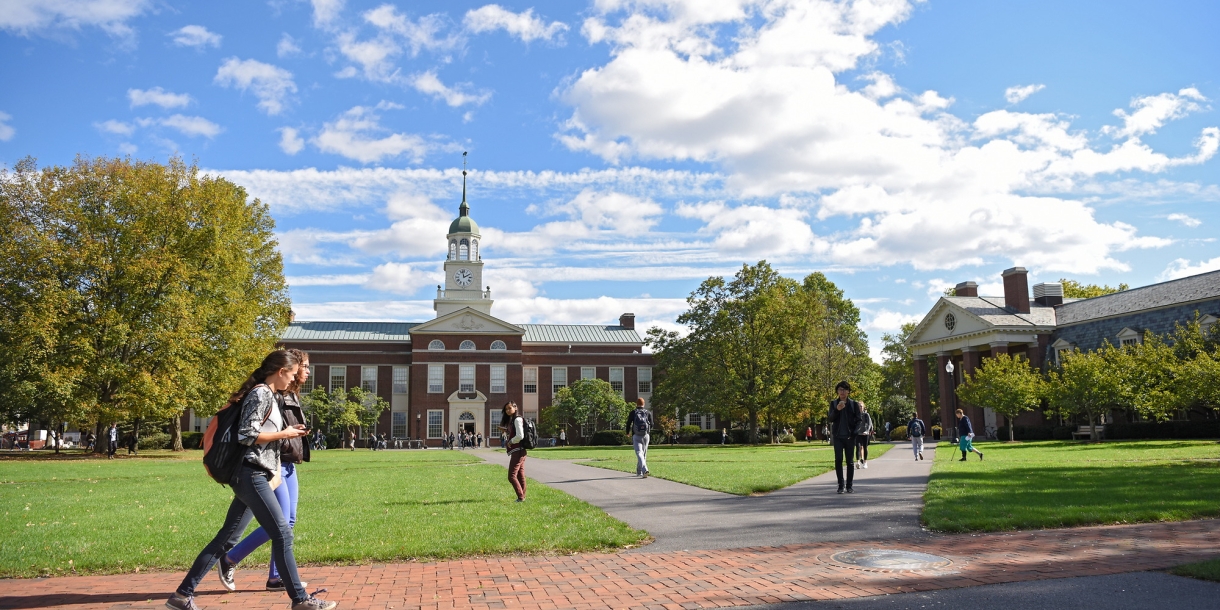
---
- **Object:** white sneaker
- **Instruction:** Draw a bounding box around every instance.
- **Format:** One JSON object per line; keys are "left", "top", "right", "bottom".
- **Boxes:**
{"left": 863, "top": 462, "right": 868, "bottom": 469}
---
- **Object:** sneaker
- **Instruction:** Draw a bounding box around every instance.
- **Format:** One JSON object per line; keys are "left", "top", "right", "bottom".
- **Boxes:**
{"left": 644, "top": 471, "right": 650, "bottom": 478}
{"left": 979, "top": 452, "right": 984, "bottom": 461}
{"left": 217, "top": 554, "right": 236, "bottom": 592}
{"left": 291, "top": 596, "right": 338, "bottom": 610}
{"left": 959, "top": 457, "right": 967, "bottom": 462}
{"left": 165, "top": 593, "right": 200, "bottom": 610}
{"left": 837, "top": 486, "right": 844, "bottom": 494}
{"left": 515, "top": 498, "right": 524, "bottom": 502}
{"left": 267, "top": 579, "right": 308, "bottom": 592}
{"left": 918, "top": 452, "right": 924, "bottom": 460}
{"left": 846, "top": 487, "right": 854, "bottom": 493}
{"left": 863, "top": 462, "right": 868, "bottom": 469}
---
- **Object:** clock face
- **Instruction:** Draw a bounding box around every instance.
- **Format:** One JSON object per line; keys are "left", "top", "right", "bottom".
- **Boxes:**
{"left": 454, "top": 268, "right": 474, "bottom": 287}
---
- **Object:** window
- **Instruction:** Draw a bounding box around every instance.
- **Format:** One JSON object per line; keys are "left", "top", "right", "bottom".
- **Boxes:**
{"left": 581, "top": 367, "right": 595, "bottom": 380}
{"left": 490, "top": 340, "right": 506, "bottom": 350}
{"left": 301, "top": 366, "right": 315, "bottom": 394}
{"left": 428, "top": 339, "right": 445, "bottom": 351}
{"left": 491, "top": 365, "right": 506, "bottom": 393}
{"left": 392, "top": 367, "right": 408, "bottom": 394}
{"left": 637, "top": 367, "right": 652, "bottom": 394}
{"left": 427, "top": 410, "right": 444, "bottom": 439}
{"left": 448, "top": 241, "right": 456, "bottom": 260}
{"left": 362, "top": 366, "right": 378, "bottom": 394}
{"left": 428, "top": 365, "right": 444, "bottom": 393}
{"left": 687, "top": 413, "right": 704, "bottom": 429}
{"left": 523, "top": 367, "right": 537, "bottom": 394}
{"left": 392, "top": 412, "right": 407, "bottom": 438}
{"left": 459, "top": 239, "right": 469, "bottom": 260}
{"left": 472, "top": 239, "right": 479, "bottom": 260}
{"left": 1121, "top": 338, "right": 1138, "bottom": 347}
{"left": 459, "top": 364, "right": 475, "bottom": 392}
{"left": 330, "top": 366, "right": 346, "bottom": 393}
{"left": 552, "top": 367, "right": 567, "bottom": 395}
{"left": 609, "top": 367, "right": 624, "bottom": 396}
{"left": 459, "top": 340, "right": 476, "bottom": 350}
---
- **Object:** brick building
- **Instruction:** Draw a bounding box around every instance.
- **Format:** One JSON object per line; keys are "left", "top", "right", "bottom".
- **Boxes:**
{"left": 907, "top": 267, "right": 1220, "bottom": 433}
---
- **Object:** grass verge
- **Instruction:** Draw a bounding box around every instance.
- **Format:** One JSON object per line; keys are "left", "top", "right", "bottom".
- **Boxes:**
{"left": 1172, "top": 558, "right": 1220, "bottom": 582}
{"left": 0, "top": 449, "right": 646, "bottom": 578}
{"left": 531, "top": 442, "right": 891, "bottom": 495}
{"left": 924, "top": 440, "right": 1220, "bottom": 532}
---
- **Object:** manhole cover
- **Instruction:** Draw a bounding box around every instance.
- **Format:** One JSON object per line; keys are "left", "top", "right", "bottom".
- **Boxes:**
{"left": 830, "top": 549, "right": 953, "bottom": 571}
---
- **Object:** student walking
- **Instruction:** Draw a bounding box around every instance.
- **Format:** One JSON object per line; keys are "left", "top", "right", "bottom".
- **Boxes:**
{"left": 721, "top": 428, "right": 728, "bottom": 445}
{"left": 500, "top": 402, "right": 527, "bottom": 501}
{"left": 107, "top": 423, "right": 118, "bottom": 459}
{"left": 955, "top": 409, "right": 984, "bottom": 461}
{"left": 805, "top": 426, "right": 813, "bottom": 443}
{"left": 907, "top": 413, "right": 926, "bottom": 461}
{"left": 626, "top": 398, "right": 652, "bottom": 477}
{"left": 828, "top": 381, "right": 862, "bottom": 494}
{"left": 223, "top": 349, "right": 313, "bottom": 594}
{"left": 558, "top": 429, "right": 567, "bottom": 447}
{"left": 855, "top": 402, "right": 873, "bottom": 469}
{"left": 166, "top": 350, "right": 335, "bottom": 610}
{"left": 821, "top": 423, "right": 830, "bottom": 444}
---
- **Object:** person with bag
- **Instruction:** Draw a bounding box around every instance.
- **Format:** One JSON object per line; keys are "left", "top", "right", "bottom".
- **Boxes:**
{"left": 500, "top": 402, "right": 528, "bottom": 501}
{"left": 221, "top": 349, "right": 314, "bottom": 594}
{"left": 166, "top": 350, "right": 335, "bottom": 610}
{"left": 907, "top": 413, "right": 927, "bottom": 461}
{"left": 827, "top": 381, "right": 862, "bottom": 494}
{"left": 855, "top": 402, "right": 874, "bottom": 469}
{"left": 625, "top": 398, "right": 652, "bottom": 477}
{"left": 955, "top": 409, "right": 984, "bottom": 461}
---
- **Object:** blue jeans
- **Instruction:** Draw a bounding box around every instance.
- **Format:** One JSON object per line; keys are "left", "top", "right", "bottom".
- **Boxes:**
{"left": 227, "top": 463, "right": 298, "bottom": 580}
{"left": 632, "top": 434, "right": 649, "bottom": 475}
{"left": 176, "top": 464, "right": 307, "bottom": 603}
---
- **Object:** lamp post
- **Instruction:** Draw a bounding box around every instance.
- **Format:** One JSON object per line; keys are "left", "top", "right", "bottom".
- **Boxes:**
{"left": 945, "top": 360, "right": 957, "bottom": 442}
{"left": 415, "top": 412, "right": 421, "bottom": 446}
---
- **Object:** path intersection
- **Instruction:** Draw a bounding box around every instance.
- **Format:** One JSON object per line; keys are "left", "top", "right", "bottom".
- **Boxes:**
{"left": 3, "top": 443, "right": 1219, "bottom": 610}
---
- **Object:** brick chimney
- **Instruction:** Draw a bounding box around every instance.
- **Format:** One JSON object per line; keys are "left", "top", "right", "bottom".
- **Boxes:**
{"left": 1033, "top": 282, "right": 1064, "bottom": 307}
{"left": 1002, "top": 267, "right": 1031, "bottom": 313}
{"left": 953, "top": 281, "right": 978, "bottom": 297}
{"left": 619, "top": 313, "right": 636, "bottom": 330}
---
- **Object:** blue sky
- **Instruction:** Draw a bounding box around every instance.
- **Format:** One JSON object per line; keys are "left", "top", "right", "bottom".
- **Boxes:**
{"left": 2, "top": 0, "right": 1218, "bottom": 360}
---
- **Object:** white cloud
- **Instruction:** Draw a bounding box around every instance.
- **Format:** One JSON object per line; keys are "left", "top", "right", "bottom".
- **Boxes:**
{"left": 286, "top": 273, "right": 370, "bottom": 287}
{"left": 0, "top": 0, "right": 151, "bottom": 39}
{"left": 128, "top": 86, "right": 192, "bottom": 109}
{"left": 364, "top": 262, "right": 441, "bottom": 294}
{"left": 170, "top": 24, "right": 221, "bottom": 48}
{"left": 334, "top": 30, "right": 401, "bottom": 81}
{"left": 278, "top": 127, "right": 305, "bottom": 155}
{"left": 863, "top": 309, "right": 923, "bottom": 332}
{"left": 364, "top": 5, "right": 460, "bottom": 55}
{"left": 137, "top": 114, "right": 223, "bottom": 138}
{"left": 214, "top": 57, "right": 297, "bottom": 116}
{"left": 1004, "top": 84, "right": 1044, "bottom": 105}
{"left": 485, "top": 189, "right": 664, "bottom": 255}
{"left": 311, "top": 102, "right": 431, "bottom": 163}
{"left": 277, "top": 33, "right": 302, "bottom": 57}
{"left": 1105, "top": 88, "right": 1209, "bottom": 139}
{"left": 463, "top": 5, "right": 568, "bottom": 43}
{"left": 311, "top": 0, "right": 345, "bottom": 29}
{"left": 94, "top": 119, "right": 134, "bottom": 136}
{"left": 410, "top": 71, "right": 491, "bottom": 107}
{"left": 1160, "top": 257, "right": 1220, "bottom": 281}
{"left": 117, "top": 142, "right": 137, "bottom": 154}
{"left": 1166, "top": 213, "right": 1201, "bottom": 228}
{"left": 0, "top": 111, "right": 14, "bottom": 141}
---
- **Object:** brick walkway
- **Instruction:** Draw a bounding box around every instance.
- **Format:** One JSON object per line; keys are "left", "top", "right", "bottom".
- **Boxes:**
{"left": 2, "top": 520, "right": 1218, "bottom": 610}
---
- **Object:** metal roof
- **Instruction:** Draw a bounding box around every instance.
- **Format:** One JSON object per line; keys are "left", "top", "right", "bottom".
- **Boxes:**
{"left": 941, "top": 296, "right": 1058, "bottom": 327}
{"left": 521, "top": 324, "right": 643, "bottom": 344}
{"left": 282, "top": 321, "right": 418, "bottom": 342}
{"left": 1054, "top": 270, "right": 1220, "bottom": 326}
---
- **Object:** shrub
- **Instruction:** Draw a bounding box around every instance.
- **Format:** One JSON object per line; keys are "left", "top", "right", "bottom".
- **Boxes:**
{"left": 325, "top": 433, "right": 341, "bottom": 449}
{"left": 589, "top": 430, "right": 629, "bottom": 446}
{"left": 891, "top": 425, "right": 908, "bottom": 439}
{"left": 778, "top": 433, "right": 796, "bottom": 443}
{"left": 1105, "top": 421, "right": 1220, "bottom": 440}
{"left": 698, "top": 430, "right": 723, "bottom": 444}
{"left": 181, "top": 432, "right": 203, "bottom": 449}
{"left": 1052, "top": 426, "right": 1074, "bottom": 440}
{"left": 995, "top": 425, "right": 1055, "bottom": 441}
{"left": 678, "top": 425, "right": 702, "bottom": 443}
{"left": 137, "top": 431, "right": 170, "bottom": 450}
{"left": 730, "top": 429, "right": 751, "bottom": 444}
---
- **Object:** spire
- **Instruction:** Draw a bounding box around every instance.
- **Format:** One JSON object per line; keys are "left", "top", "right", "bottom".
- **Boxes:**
{"left": 459, "top": 151, "right": 469, "bottom": 217}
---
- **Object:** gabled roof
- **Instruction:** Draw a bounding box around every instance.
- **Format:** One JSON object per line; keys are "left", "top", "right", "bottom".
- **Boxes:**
{"left": 410, "top": 307, "right": 524, "bottom": 335}
{"left": 942, "top": 296, "right": 1058, "bottom": 327}
{"left": 1055, "top": 269, "right": 1220, "bottom": 326}
{"left": 521, "top": 324, "right": 642, "bottom": 344}
{"left": 282, "top": 321, "right": 418, "bottom": 342}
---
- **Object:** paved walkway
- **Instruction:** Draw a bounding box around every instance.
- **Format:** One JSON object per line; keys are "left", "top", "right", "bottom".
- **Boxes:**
{"left": 478, "top": 442, "right": 933, "bottom": 552}
{"left": 2, "top": 519, "right": 1218, "bottom": 610}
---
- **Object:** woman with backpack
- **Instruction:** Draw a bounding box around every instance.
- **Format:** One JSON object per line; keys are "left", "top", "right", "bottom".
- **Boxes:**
{"left": 855, "top": 401, "right": 874, "bottom": 469}
{"left": 220, "top": 349, "right": 313, "bottom": 595}
{"left": 166, "top": 350, "right": 336, "bottom": 610}
{"left": 500, "top": 401, "right": 527, "bottom": 502}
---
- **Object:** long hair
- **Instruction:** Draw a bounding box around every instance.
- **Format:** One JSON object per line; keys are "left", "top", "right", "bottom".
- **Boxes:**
{"left": 229, "top": 350, "right": 303, "bottom": 404}
{"left": 285, "top": 348, "right": 310, "bottom": 395}
{"left": 499, "top": 401, "right": 518, "bottom": 428}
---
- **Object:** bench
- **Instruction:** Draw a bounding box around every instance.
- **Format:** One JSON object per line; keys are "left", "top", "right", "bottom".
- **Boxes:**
{"left": 1072, "top": 425, "right": 1105, "bottom": 440}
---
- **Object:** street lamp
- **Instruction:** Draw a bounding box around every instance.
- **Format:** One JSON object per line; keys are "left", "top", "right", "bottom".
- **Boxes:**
{"left": 945, "top": 361, "right": 957, "bottom": 442}
{"left": 416, "top": 413, "right": 421, "bottom": 446}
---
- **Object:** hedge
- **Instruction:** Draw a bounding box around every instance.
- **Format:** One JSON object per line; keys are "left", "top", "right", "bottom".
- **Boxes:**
{"left": 1105, "top": 421, "right": 1220, "bottom": 440}
{"left": 181, "top": 431, "right": 203, "bottom": 449}
{"left": 589, "top": 430, "right": 629, "bottom": 446}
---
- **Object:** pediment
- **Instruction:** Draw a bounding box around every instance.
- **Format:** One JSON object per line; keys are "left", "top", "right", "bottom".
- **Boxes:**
{"left": 1051, "top": 338, "right": 1075, "bottom": 349}
{"left": 1116, "top": 327, "right": 1142, "bottom": 340}
{"left": 411, "top": 307, "right": 524, "bottom": 335}
{"left": 909, "top": 299, "right": 993, "bottom": 345}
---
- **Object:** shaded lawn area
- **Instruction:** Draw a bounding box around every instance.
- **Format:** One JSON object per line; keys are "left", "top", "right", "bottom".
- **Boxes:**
{"left": 1173, "top": 558, "right": 1220, "bottom": 583}
{"left": 531, "top": 442, "right": 892, "bottom": 495}
{"left": 0, "top": 449, "right": 645, "bottom": 578}
{"left": 925, "top": 440, "right": 1220, "bottom": 532}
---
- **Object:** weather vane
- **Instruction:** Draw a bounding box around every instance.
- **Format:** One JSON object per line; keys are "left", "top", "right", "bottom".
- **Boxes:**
{"left": 463, "top": 151, "right": 467, "bottom": 177}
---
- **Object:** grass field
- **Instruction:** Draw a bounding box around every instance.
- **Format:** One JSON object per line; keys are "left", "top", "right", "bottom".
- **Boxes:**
{"left": 531, "top": 442, "right": 892, "bottom": 495}
{"left": 0, "top": 449, "right": 645, "bottom": 578}
{"left": 1172, "top": 558, "right": 1220, "bottom": 583}
{"left": 923, "top": 440, "right": 1220, "bottom": 532}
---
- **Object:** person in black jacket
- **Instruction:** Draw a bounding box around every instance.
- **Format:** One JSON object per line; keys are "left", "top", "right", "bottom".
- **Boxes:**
{"left": 827, "top": 381, "right": 863, "bottom": 494}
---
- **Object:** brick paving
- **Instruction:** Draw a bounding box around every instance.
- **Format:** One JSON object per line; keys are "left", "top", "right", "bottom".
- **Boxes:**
{"left": 2, "top": 519, "right": 1218, "bottom": 610}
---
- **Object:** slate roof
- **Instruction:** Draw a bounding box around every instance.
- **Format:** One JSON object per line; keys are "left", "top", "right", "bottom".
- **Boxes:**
{"left": 942, "top": 296, "right": 1058, "bottom": 327}
{"left": 1055, "top": 269, "right": 1220, "bottom": 326}
{"left": 521, "top": 324, "right": 643, "bottom": 344}
{"left": 282, "top": 321, "right": 418, "bottom": 342}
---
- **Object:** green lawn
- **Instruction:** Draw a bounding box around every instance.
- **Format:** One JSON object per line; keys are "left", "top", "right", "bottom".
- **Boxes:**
{"left": 1172, "top": 558, "right": 1220, "bottom": 583}
{"left": 531, "top": 442, "right": 892, "bottom": 495}
{"left": 0, "top": 449, "right": 645, "bottom": 578}
{"left": 924, "top": 440, "right": 1220, "bottom": 532}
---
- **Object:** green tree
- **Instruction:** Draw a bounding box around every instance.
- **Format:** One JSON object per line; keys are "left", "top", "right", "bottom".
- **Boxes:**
{"left": 802, "top": 272, "right": 871, "bottom": 416}
{"left": 1047, "top": 346, "right": 1128, "bottom": 441}
{"left": 552, "top": 378, "right": 630, "bottom": 435}
{"left": 955, "top": 354, "right": 1046, "bottom": 442}
{"left": 346, "top": 387, "right": 390, "bottom": 435}
{"left": 879, "top": 323, "right": 917, "bottom": 406}
{"left": 1059, "top": 278, "right": 1129, "bottom": 299}
{"left": 1120, "top": 332, "right": 1180, "bottom": 421}
{"left": 300, "top": 387, "right": 333, "bottom": 430}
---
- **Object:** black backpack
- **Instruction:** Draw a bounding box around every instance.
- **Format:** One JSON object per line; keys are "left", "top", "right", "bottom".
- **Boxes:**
{"left": 909, "top": 419, "right": 924, "bottom": 437}
{"left": 202, "top": 386, "right": 272, "bottom": 486}
{"left": 520, "top": 417, "right": 539, "bottom": 450}
{"left": 633, "top": 409, "right": 650, "bottom": 435}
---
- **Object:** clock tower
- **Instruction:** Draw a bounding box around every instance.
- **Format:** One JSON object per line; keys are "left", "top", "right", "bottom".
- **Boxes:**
{"left": 434, "top": 161, "right": 493, "bottom": 317}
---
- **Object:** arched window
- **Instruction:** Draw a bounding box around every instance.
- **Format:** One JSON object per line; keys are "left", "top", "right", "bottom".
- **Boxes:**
{"left": 428, "top": 340, "right": 445, "bottom": 351}
{"left": 459, "top": 340, "right": 476, "bottom": 350}
{"left": 490, "top": 340, "right": 506, "bottom": 350}
{"left": 459, "top": 239, "right": 469, "bottom": 260}
{"left": 471, "top": 240, "right": 479, "bottom": 260}
{"left": 448, "top": 241, "right": 457, "bottom": 260}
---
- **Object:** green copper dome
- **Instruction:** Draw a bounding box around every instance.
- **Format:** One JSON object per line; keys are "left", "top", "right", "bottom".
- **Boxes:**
{"left": 449, "top": 201, "right": 479, "bottom": 234}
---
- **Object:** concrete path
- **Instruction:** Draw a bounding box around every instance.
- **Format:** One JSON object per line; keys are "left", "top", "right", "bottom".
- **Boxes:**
{"left": 476, "top": 441, "right": 936, "bottom": 552}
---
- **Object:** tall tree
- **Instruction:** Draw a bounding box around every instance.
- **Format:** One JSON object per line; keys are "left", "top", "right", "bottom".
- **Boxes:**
{"left": 955, "top": 354, "right": 1046, "bottom": 441}
{"left": 552, "top": 378, "right": 631, "bottom": 434}
{"left": 1059, "top": 278, "right": 1129, "bottom": 299}
{"left": 1047, "top": 346, "right": 1128, "bottom": 441}
{"left": 802, "top": 272, "right": 871, "bottom": 418}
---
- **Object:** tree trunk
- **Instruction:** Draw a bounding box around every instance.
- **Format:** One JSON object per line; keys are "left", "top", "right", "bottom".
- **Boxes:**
{"left": 132, "top": 418, "right": 142, "bottom": 454}
{"left": 1008, "top": 415, "right": 1015, "bottom": 443}
{"left": 94, "top": 420, "right": 105, "bottom": 454}
{"left": 748, "top": 408, "right": 759, "bottom": 444}
{"left": 170, "top": 411, "right": 184, "bottom": 451}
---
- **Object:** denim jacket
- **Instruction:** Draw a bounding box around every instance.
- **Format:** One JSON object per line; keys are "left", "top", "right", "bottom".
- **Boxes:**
{"left": 237, "top": 385, "right": 282, "bottom": 473}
